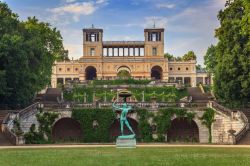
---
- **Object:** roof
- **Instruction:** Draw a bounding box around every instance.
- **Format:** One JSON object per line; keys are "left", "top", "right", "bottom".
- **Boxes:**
{"left": 144, "top": 28, "right": 164, "bottom": 32}
{"left": 103, "top": 41, "right": 145, "bottom": 46}
{"left": 83, "top": 28, "right": 103, "bottom": 33}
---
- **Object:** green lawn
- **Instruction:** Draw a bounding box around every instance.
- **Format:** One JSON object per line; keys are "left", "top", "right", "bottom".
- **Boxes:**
{"left": 0, "top": 147, "right": 250, "bottom": 166}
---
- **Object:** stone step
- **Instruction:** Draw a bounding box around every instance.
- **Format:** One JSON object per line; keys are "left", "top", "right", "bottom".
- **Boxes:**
{"left": 187, "top": 87, "right": 209, "bottom": 101}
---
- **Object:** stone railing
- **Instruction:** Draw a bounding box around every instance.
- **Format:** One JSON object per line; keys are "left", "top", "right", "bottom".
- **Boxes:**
{"left": 210, "top": 101, "right": 232, "bottom": 117}
{"left": 42, "top": 101, "right": 208, "bottom": 110}
{"left": 210, "top": 101, "right": 249, "bottom": 144}
{"left": 19, "top": 102, "right": 39, "bottom": 120}
{"left": 235, "top": 111, "right": 249, "bottom": 144}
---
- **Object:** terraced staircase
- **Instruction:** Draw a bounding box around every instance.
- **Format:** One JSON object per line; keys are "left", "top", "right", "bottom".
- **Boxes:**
{"left": 187, "top": 87, "right": 209, "bottom": 102}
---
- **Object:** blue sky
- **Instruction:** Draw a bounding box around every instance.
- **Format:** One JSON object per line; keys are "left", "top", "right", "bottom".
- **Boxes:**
{"left": 3, "top": 0, "right": 226, "bottom": 65}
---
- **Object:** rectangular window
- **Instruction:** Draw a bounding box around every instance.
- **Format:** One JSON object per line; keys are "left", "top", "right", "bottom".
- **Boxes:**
{"left": 152, "top": 33, "right": 157, "bottom": 42}
{"left": 119, "top": 48, "right": 123, "bottom": 56}
{"left": 124, "top": 48, "right": 129, "bottom": 56}
{"left": 108, "top": 48, "right": 113, "bottom": 56}
{"left": 114, "top": 48, "right": 118, "bottom": 56}
{"left": 134, "top": 48, "right": 139, "bottom": 56}
{"left": 90, "top": 48, "right": 95, "bottom": 56}
{"left": 152, "top": 47, "right": 157, "bottom": 56}
{"left": 91, "top": 33, "right": 96, "bottom": 42}
{"left": 103, "top": 48, "right": 108, "bottom": 56}
{"left": 129, "top": 48, "right": 134, "bottom": 56}
{"left": 140, "top": 48, "right": 144, "bottom": 56}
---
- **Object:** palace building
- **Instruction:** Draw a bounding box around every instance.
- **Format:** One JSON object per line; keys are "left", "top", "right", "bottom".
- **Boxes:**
{"left": 51, "top": 27, "right": 210, "bottom": 88}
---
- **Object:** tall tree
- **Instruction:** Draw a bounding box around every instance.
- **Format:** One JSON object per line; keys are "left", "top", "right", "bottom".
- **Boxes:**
{"left": 164, "top": 53, "right": 174, "bottom": 61}
{"left": 213, "top": 0, "right": 250, "bottom": 104}
{"left": 204, "top": 45, "right": 217, "bottom": 73}
{"left": 182, "top": 51, "right": 197, "bottom": 61}
{"left": 0, "top": 2, "right": 64, "bottom": 108}
{"left": 0, "top": 2, "right": 20, "bottom": 105}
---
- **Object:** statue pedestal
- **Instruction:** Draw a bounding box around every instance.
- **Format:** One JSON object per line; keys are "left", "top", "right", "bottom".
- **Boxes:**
{"left": 116, "top": 135, "right": 136, "bottom": 148}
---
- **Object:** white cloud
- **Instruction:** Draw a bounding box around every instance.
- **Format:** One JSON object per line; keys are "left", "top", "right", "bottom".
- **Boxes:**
{"left": 48, "top": 0, "right": 108, "bottom": 23}
{"left": 156, "top": 3, "right": 175, "bottom": 9}
{"left": 50, "top": 2, "right": 96, "bottom": 16}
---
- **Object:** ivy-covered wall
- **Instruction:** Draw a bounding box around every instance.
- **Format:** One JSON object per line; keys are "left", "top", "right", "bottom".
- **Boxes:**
{"left": 137, "top": 109, "right": 154, "bottom": 142}
{"left": 71, "top": 108, "right": 196, "bottom": 143}
{"left": 72, "top": 109, "right": 116, "bottom": 142}
{"left": 154, "top": 108, "right": 196, "bottom": 141}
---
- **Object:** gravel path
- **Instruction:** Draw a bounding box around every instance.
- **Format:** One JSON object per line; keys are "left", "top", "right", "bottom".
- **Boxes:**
{"left": 1, "top": 144, "right": 250, "bottom": 149}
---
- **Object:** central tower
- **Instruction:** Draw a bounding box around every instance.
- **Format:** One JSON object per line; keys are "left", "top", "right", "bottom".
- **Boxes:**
{"left": 144, "top": 28, "right": 164, "bottom": 57}
{"left": 83, "top": 27, "right": 103, "bottom": 57}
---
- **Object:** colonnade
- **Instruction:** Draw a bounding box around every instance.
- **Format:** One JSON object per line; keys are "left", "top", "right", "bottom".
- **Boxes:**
{"left": 103, "top": 47, "right": 144, "bottom": 57}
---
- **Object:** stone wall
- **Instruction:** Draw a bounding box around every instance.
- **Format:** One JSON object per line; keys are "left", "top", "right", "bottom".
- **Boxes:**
{"left": 9, "top": 106, "right": 246, "bottom": 144}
